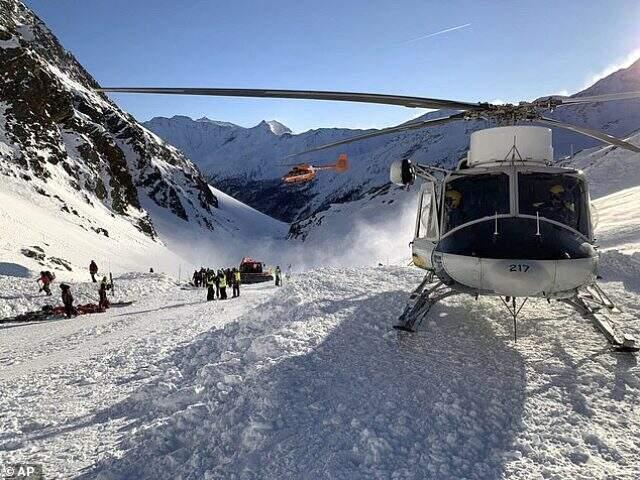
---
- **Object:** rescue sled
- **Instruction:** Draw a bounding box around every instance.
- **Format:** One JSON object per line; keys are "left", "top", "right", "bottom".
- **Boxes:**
{"left": 0, "top": 301, "right": 134, "bottom": 324}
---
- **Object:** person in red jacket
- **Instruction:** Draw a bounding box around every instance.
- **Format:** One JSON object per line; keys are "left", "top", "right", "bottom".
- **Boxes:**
{"left": 37, "top": 271, "right": 55, "bottom": 296}
{"left": 89, "top": 260, "right": 98, "bottom": 282}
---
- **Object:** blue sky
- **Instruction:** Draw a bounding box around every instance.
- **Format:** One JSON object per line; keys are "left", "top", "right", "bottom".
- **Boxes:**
{"left": 25, "top": 0, "right": 640, "bottom": 132}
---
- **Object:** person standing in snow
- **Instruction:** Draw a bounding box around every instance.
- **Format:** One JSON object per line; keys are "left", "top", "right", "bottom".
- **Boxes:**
{"left": 89, "top": 260, "right": 98, "bottom": 283}
{"left": 60, "top": 283, "right": 76, "bottom": 318}
{"left": 98, "top": 276, "right": 112, "bottom": 310}
{"left": 232, "top": 268, "right": 241, "bottom": 298}
{"left": 215, "top": 270, "right": 222, "bottom": 299}
{"left": 200, "top": 267, "right": 207, "bottom": 288}
{"left": 206, "top": 272, "right": 216, "bottom": 301}
{"left": 219, "top": 270, "right": 228, "bottom": 300}
{"left": 275, "top": 266, "right": 282, "bottom": 287}
{"left": 37, "top": 270, "right": 55, "bottom": 296}
{"left": 192, "top": 269, "right": 200, "bottom": 287}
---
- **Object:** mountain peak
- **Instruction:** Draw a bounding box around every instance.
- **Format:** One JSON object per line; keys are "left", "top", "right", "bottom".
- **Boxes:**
{"left": 257, "top": 120, "right": 292, "bottom": 136}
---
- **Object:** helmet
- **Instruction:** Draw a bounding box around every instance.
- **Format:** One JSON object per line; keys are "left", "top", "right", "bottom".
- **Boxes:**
{"left": 445, "top": 189, "right": 462, "bottom": 208}
{"left": 550, "top": 184, "right": 565, "bottom": 195}
{"left": 102, "top": 276, "right": 107, "bottom": 282}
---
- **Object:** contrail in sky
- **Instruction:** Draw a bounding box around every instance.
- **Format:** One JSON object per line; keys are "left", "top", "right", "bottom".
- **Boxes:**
{"left": 401, "top": 23, "right": 471, "bottom": 44}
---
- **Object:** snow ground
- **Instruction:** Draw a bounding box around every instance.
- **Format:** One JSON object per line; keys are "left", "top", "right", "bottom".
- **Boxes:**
{"left": 1, "top": 267, "right": 638, "bottom": 479}
{"left": 0, "top": 274, "right": 278, "bottom": 478}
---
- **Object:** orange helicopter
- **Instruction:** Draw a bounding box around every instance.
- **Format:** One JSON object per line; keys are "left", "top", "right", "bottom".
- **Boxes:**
{"left": 281, "top": 154, "right": 349, "bottom": 184}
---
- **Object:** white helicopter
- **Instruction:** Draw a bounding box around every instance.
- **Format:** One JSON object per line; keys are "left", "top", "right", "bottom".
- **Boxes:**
{"left": 97, "top": 86, "right": 640, "bottom": 351}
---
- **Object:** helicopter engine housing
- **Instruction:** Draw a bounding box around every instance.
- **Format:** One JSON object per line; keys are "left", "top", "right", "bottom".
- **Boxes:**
{"left": 467, "top": 126, "right": 553, "bottom": 167}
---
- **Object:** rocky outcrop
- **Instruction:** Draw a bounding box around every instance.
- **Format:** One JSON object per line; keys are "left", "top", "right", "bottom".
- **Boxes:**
{"left": 0, "top": 0, "right": 219, "bottom": 239}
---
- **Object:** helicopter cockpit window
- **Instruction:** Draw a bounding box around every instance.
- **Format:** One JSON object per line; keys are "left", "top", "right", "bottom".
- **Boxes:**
{"left": 442, "top": 173, "right": 510, "bottom": 232}
{"left": 518, "top": 172, "right": 588, "bottom": 235}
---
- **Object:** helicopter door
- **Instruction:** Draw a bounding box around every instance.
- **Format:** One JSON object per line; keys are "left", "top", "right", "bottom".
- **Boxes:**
{"left": 412, "top": 182, "right": 439, "bottom": 270}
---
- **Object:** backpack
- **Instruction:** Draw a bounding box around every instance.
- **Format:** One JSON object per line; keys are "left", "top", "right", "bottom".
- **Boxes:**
{"left": 45, "top": 271, "right": 55, "bottom": 281}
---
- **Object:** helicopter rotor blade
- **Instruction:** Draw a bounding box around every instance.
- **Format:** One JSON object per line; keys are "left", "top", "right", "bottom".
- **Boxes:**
{"left": 96, "top": 87, "right": 486, "bottom": 111}
{"left": 284, "top": 111, "right": 467, "bottom": 158}
{"left": 556, "top": 91, "right": 640, "bottom": 106}
{"left": 535, "top": 117, "right": 640, "bottom": 153}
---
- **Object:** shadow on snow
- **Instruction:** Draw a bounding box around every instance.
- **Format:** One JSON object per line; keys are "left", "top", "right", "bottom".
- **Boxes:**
{"left": 64, "top": 284, "right": 533, "bottom": 480}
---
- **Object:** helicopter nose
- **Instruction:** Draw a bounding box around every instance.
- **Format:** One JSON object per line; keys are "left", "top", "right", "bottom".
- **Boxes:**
{"left": 435, "top": 217, "right": 598, "bottom": 297}
{"left": 482, "top": 259, "right": 553, "bottom": 296}
{"left": 439, "top": 255, "right": 597, "bottom": 297}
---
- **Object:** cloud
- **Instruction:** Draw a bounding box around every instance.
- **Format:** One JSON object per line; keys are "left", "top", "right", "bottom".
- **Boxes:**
{"left": 583, "top": 48, "right": 640, "bottom": 89}
{"left": 401, "top": 23, "right": 471, "bottom": 45}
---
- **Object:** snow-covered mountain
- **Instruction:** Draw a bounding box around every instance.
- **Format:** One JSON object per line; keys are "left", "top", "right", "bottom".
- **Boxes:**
{"left": 143, "top": 112, "right": 477, "bottom": 223}
{"left": 143, "top": 61, "right": 640, "bottom": 228}
{"left": 0, "top": 0, "right": 288, "bottom": 277}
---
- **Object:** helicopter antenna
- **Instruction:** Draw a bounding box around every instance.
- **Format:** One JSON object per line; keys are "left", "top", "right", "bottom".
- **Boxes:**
{"left": 500, "top": 297, "right": 529, "bottom": 341}
{"left": 498, "top": 135, "right": 525, "bottom": 166}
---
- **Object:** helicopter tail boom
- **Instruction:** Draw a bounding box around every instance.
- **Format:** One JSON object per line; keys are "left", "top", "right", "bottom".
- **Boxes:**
{"left": 314, "top": 154, "right": 349, "bottom": 172}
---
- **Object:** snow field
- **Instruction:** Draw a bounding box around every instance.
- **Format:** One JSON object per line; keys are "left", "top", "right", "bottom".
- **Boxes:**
{"left": 69, "top": 267, "right": 640, "bottom": 480}
{"left": 0, "top": 274, "right": 278, "bottom": 478}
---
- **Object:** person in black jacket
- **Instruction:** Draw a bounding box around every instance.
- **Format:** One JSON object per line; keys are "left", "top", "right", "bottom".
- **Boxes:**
{"left": 206, "top": 271, "right": 216, "bottom": 301}
{"left": 60, "top": 283, "right": 76, "bottom": 318}
{"left": 98, "top": 276, "right": 112, "bottom": 309}
{"left": 275, "top": 266, "right": 282, "bottom": 287}
{"left": 215, "top": 270, "right": 221, "bottom": 299}
{"left": 89, "top": 260, "right": 98, "bottom": 283}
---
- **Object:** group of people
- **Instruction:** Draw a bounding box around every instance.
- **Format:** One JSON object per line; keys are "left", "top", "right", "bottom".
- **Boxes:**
{"left": 35, "top": 258, "right": 285, "bottom": 319}
{"left": 193, "top": 267, "right": 242, "bottom": 301}
{"left": 36, "top": 260, "right": 112, "bottom": 318}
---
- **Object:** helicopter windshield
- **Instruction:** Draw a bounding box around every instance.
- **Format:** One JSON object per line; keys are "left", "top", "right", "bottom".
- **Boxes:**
{"left": 442, "top": 173, "right": 510, "bottom": 232}
{"left": 518, "top": 172, "right": 589, "bottom": 235}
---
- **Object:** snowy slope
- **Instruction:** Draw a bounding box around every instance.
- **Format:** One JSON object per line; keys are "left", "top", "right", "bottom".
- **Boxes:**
{"left": 0, "top": 174, "right": 179, "bottom": 281}
{"left": 2, "top": 268, "right": 638, "bottom": 479}
{"left": 592, "top": 186, "right": 640, "bottom": 254}
{"left": 570, "top": 131, "right": 640, "bottom": 199}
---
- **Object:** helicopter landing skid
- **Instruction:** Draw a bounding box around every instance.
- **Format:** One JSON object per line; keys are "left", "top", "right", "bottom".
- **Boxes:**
{"left": 560, "top": 284, "right": 638, "bottom": 353}
{"left": 393, "top": 275, "right": 458, "bottom": 332}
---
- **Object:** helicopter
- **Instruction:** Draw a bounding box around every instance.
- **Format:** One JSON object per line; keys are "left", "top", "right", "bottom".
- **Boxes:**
{"left": 281, "top": 154, "right": 349, "bottom": 184}
{"left": 96, "top": 86, "right": 640, "bottom": 351}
